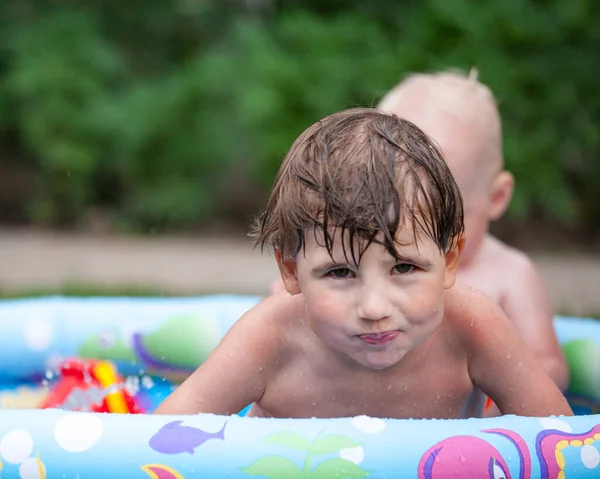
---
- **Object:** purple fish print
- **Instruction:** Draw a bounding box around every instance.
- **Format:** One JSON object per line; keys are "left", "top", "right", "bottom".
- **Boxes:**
{"left": 149, "top": 420, "right": 227, "bottom": 455}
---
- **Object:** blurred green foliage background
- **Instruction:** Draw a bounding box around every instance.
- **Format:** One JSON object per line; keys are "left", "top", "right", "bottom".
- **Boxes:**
{"left": 0, "top": 0, "right": 598, "bottom": 243}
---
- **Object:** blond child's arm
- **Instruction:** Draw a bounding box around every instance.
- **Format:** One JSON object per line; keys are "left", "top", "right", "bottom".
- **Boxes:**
{"left": 154, "top": 297, "right": 284, "bottom": 416}
{"left": 500, "top": 254, "right": 569, "bottom": 391}
{"left": 455, "top": 286, "right": 573, "bottom": 417}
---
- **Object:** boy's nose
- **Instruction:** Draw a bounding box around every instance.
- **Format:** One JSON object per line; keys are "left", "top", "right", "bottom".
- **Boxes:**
{"left": 356, "top": 285, "right": 393, "bottom": 321}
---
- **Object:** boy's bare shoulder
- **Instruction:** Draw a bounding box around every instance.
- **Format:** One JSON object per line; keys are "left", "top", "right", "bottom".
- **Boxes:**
{"left": 443, "top": 281, "right": 507, "bottom": 341}
{"left": 238, "top": 293, "right": 307, "bottom": 352}
{"left": 445, "top": 281, "right": 499, "bottom": 313}
{"left": 245, "top": 292, "right": 305, "bottom": 330}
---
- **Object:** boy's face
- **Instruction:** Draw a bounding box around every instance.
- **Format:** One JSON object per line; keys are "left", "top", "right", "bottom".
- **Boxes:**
{"left": 277, "top": 223, "right": 462, "bottom": 370}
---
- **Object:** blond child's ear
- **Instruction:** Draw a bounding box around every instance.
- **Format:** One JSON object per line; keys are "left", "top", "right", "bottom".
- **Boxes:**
{"left": 274, "top": 248, "right": 301, "bottom": 295}
{"left": 488, "top": 170, "right": 514, "bottom": 221}
{"left": 443, "top": 236, "right": 466, "bottom": 289}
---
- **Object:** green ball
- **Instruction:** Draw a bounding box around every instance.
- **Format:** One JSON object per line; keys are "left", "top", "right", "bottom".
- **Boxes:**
{"left": 140, "top": 314, "right": 222, "bottom": 369}
{"left": 563, "top": 339, "right": 600, "bottom": 400}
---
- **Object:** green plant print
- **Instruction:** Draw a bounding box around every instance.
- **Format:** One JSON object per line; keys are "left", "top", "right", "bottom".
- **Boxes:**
{"left": 242, "top": 429, "right": 370, "bottom": 478}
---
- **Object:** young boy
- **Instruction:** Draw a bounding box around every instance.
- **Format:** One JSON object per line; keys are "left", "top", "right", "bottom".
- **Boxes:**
{"left": 376, "top": 71, "right": 569, "bottom": 402}
{"left": 155, "top": 108, "right": 572, "bottom": 419}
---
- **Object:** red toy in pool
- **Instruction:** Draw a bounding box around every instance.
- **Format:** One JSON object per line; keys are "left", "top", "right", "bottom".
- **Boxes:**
{"left": 39, "top": 358, "right": 143, "bottom": 414}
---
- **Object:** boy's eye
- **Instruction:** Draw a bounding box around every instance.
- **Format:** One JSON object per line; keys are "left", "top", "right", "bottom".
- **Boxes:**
{"left": 393, "top": 263, "right": 414, "bottom": 274}
{"left": 327, "top": 267, "right": 354, "bottom": 279}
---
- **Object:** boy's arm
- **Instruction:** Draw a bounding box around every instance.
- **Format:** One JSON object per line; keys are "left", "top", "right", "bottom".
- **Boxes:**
{"left": 500, "top": 254, "right": 569, "bottom": 391}
{"left": 457, "top": 286, "right": 573, "bottom": 417}
{"left": 154, "top": 296, "right": 286, "bottom": 416}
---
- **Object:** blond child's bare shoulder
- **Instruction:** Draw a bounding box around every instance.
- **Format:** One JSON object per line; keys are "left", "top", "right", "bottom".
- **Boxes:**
{"left": 482, "top": 235, "right": 552, "bottom": 310}
{"left": 465, "top": 235, "right": 546, "bottom": 305}
{"left": 483, "top": 235, "right": 541, "bottom": 281}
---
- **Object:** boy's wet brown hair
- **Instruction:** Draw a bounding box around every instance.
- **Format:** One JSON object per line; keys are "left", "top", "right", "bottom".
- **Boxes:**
{"left": 251, "top": 108, "right": 464, "bottom": 264}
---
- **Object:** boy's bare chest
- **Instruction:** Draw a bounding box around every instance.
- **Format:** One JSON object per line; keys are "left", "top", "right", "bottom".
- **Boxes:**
{"left": 258, "top": 350, "right": 478, "bottom": 419}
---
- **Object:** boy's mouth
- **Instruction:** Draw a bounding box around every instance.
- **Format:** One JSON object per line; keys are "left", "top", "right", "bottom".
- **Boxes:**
{"left": 357, "top": 330, "right": 399, "bottom": 345}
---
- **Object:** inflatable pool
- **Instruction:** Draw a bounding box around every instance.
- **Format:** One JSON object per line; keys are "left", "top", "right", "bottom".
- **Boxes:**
{"left": 0, "top": 295, "right": 598, "bottom": 479}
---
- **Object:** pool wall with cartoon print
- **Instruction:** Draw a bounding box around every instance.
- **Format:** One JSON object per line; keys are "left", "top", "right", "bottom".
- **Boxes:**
{"left": 0, "top": 296, "right": 598, "bottom": 478}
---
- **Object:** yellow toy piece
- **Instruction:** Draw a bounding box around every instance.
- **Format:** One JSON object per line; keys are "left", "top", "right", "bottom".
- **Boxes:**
{"left": 92, "top": 361, "right": 129, "bottom": 414}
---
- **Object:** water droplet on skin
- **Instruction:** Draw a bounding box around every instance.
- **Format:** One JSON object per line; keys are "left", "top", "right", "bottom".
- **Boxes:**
{"left": 459, "top": 453, "right": 466, "bottom": 463}
{"left": 311, "top": 401, "right": 317, "bottom": 407}
{"left": 387, "top": 384, "right": 392, "bottom": 391}
{"left": 403, "top": 385, "right": 408, "bottom": 391}
{"left": 520, "top": 402, "right": 527, "bottom": 409}
{"left": 257, "top": 366, "right": 263, "bottom": 371}
{"left": 304, "top": 385, "right": 309, "bottom": 392}
{"left": 505, "top": 353, "right": 512, "bottom": 360}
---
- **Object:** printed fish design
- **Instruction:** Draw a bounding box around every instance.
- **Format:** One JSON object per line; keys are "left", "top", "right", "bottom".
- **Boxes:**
{"left": 149, "top": 420, "right": 227, "bottom": 454}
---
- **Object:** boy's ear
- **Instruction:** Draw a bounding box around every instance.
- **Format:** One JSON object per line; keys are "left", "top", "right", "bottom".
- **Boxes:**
{"left": 274, "top": 248, "right": 301, "bottom": 295}
{"left": 488, "top": 170, "right": 514, "bottom": 221}
{"left": 443, "top": 236, "right": 465, "bottom": 289}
